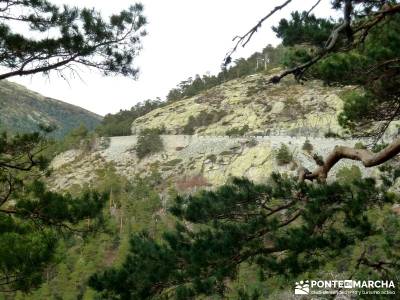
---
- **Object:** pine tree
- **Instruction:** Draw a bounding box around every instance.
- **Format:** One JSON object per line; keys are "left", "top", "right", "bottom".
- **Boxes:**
{"left": 90, "top": 174, "right": 400, "bottom": 299}
{"left": 0, "top": 0, "right": 146, "bottom": 292}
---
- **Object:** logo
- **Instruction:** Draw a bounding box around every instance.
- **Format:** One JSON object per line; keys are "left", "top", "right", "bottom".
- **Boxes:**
{"left": 295, "top": 280, "right": 310, "bottom": 295}
{"left": 293, "top": 279, "right": 396, "bottom": 296}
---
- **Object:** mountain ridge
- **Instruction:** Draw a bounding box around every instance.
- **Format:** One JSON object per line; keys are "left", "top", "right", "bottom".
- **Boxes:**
{"left": 0, "top": 80, "right": 102, "bottom": 138}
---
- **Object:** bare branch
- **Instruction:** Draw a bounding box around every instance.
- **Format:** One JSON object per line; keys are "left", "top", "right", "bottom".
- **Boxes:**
{"left": 223, "top": 0, "right": 292, "bottom": 65}
{"left": 0, "top": 54, "right": 79, "bottom": 80}
{"left": 304, "top": 0, "right": 323, "bottom": 18}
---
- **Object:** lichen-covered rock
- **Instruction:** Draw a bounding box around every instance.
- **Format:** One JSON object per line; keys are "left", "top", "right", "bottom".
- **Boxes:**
{"left": 50, "top": 135, "right": 376, "bottom": 191}
{"left": 131, "top": 72, "right": 350, "bottom": 137}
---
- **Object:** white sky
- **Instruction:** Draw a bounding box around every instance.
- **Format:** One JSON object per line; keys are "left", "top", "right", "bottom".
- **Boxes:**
{"left": 8, "top": 0, "right": 336, "bottom": 116}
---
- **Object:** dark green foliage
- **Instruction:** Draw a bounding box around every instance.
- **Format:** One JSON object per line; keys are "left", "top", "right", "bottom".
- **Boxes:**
{"left": 182, "top": 110, "right": 227, "bottom": 134}
{"left": 96, "top": 99, "right": 165, "bottom": 137}
{"left": 336, "top": 165, "right": 362, "bottom": 184}
{"left": 271, "top": 5, "right": 400, "bottom": 138}
{"left": 226, "top": 125, "right": 250, "bottom": 136}
{"left": 372, "top": 143, "right": 389, "bottom": 153}
{"left": 0, "top": 131, "right": 107, "bottom": 292}
{"left": 324, "top": 130, "right": 341, "bottom": 138}
{"left": 18, "top": 167, "right": 165, "bottom": 299}
{"left": 0, "top": 0, "right": 148, "bottom": 295}
{"left": 354, "top": 142, "right": 367, "bottom": 149}
{"left": 0, "top": 1, "right": 146, "bottom": 80}
{"left": 136, "top": 128, "right": 164, "bottom": 159}
{"left": 87, "top": 3, "right": 400, "bottom": 299}
{"left": 281, "top": 46, "right": 314, "bottom": 68}
{"left": 302, "top": 139, "right": 313, "bottom": 153}
{"left": 56, "top": 123, "right": 94, "bottom": 152}
{"left": 273, "top": 11, "right": 336, "bottom": 47}
{"left": 276, "top": 11, "right": 400, "bottom": 136}
{"left": 276, "top": 143, "right": 292, "bottom": 165}
{"left": 90, "top": 173, "right": 400, "bottom": 299}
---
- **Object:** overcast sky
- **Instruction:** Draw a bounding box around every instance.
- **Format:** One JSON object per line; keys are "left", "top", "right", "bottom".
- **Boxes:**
{"left": 8, "top": 0, "right": 336, "bottom": 116}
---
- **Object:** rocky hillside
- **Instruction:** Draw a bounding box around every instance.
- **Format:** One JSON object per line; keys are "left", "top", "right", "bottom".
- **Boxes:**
{"left": 131, "top": 70, "right": 350, "bottom": 137}
{"left": 50, "top": 135, "right": 375, "bottom": 192}
{"left": 50, "top": 71, "right": 386, "bottom": 191}
{"left": 0, "top": 80, "right": 102, "bottom": 138}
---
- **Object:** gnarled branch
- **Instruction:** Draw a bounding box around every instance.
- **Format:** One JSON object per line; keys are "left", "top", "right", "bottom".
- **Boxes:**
{"left": 299, "top": 138, "right": 400, "bottom": 182}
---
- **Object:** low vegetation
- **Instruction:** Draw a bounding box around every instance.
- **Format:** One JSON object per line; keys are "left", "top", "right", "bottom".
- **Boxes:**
{"left": 136, "top": 128, "right": 164, "bottom": 159}
{"left": 182, "top": 110, "right": 227, "bottom": 134}
{"left": 276, "top": 143, "right": 293, "bottom": 166}
{"left": 226, "top": 125, "right": 250, "bottom": 136}
{"left": 336, "top": 165, "right": 362, "bottom": 184}
{"left": 302, "top": 139, "right": 313, "bottom": 153}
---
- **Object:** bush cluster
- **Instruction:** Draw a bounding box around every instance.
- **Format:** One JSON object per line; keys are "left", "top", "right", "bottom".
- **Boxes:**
{"left": 136, "top": 128, "right": 164, "bottom": 159}
{"left": 276, "top": 143, "right": 293, "bottom": 166}
{"left": 183, "top": 110, "right": 227, "bottom": 134}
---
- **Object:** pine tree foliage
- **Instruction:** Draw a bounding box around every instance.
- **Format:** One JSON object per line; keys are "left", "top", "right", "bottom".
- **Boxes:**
{"left": 90, "top": 172, "right": 400, "bottom": 299}
{"left": 273, "top": 11, "right": 335, "bottom": 47}
{"left": 275, "top": 143, "right": 293, "bottom": 165}
{"left": 0, "top": 0, "right": 146, "bottom": 292}
{"left": 0, "top": 131, "right": 107, "bottom": 291}
{"left": 0, "top": 0, "right": 146, "bottom": 80}
{"left": 272, "top": 2, "right": 400, "bottom": 137}
{"left": 96, "top": 99, "right": 165, "bottom": 137}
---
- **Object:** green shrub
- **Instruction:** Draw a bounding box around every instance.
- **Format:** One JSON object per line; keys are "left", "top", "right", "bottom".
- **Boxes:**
{"left": 324, "top": 130, "right": 341, "bottom": 138}
{"left": 183, "top": 110, "right": 227, "bottom": 134}
{"left": 55, "top": 124, "right": 98, "bottom": 153}
{"left": 276, "top": 143, "right": 292, "bottom": 166}
{"left": 163, "top": 159, "right": 182, "bottom": 167}
{"left": 372, "top": 143, "right": 388, "bottom": 153}
{"left": 354, "top": 142, "right": 367, "bottom": 149}
{"left": 206, "top": 154, "right": 217, "bottom": 163}
{"left": 220, "top": 150, "right": 234, "bottom": 156}
{"left": 226, "top": 125, "right": 250, "bottom": 136}
{"left": 302, "top": 139, "right": 313, "bottom": 153}
{"left": 136, "top": 129, "right": 164, "bottom": 159}
{"left": 246, "top": 137, "right": 258, "bottom": 148}
{"left": 336, "top": 165, "right": 362, "bottom": 184}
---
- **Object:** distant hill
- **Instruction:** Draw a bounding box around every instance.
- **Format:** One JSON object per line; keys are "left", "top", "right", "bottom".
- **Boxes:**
{"left": 0, "top": 80, "right": 102, "bottom": 138}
